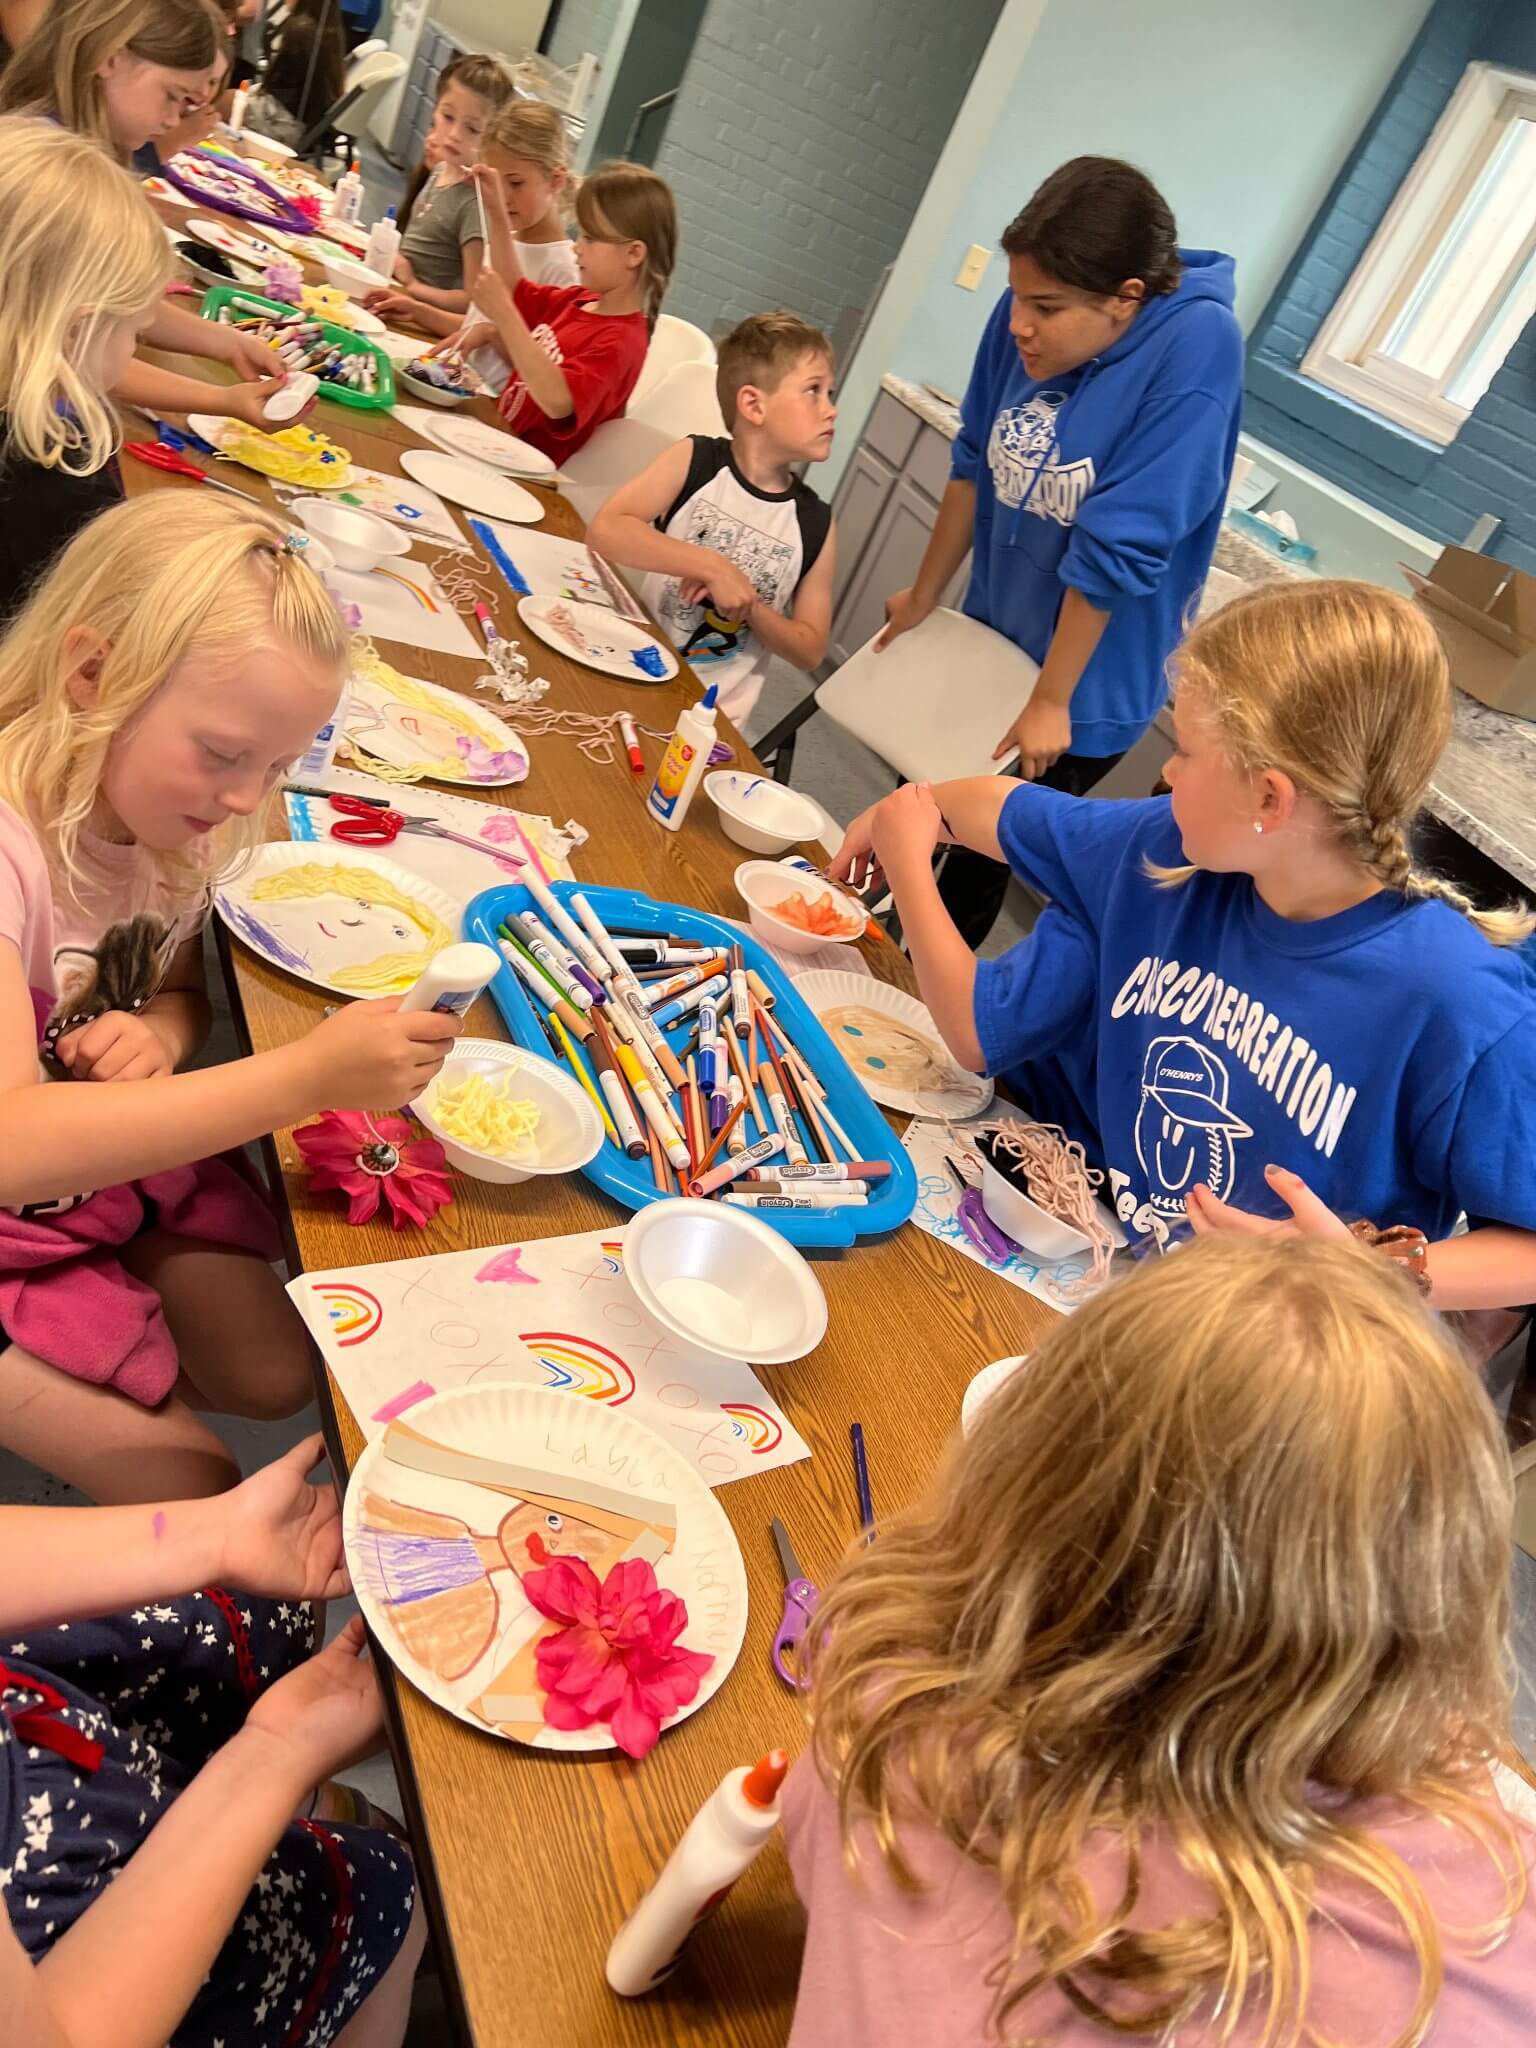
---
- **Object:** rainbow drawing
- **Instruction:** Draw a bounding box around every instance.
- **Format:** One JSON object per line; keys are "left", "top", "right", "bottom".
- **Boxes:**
{"left": 720, "top": 1403, "right": 783, "bottom": 1454}
{"left": 312, "top": 1281, "right": 384, "bottom": 1347}
{"left": 371, "top": 566, "right": 441, "bottom": 611}
{"left": 520, "top": 1330, "right": 635, "bottom": 1405}
{"left": 599, "top": 1240, "right": 624, "bottom": 1276}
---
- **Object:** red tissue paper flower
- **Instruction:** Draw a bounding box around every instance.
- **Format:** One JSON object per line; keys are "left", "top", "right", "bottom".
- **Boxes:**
{"left": 293, "top": 1110, "right": 453, "bottom": 1229}
{"left": 523, "top": 1554, "right": 715, "bottom": 1760}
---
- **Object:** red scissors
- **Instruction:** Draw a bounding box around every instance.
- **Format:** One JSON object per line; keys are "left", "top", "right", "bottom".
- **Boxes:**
{"left": 321, "top": 792, "right": 510, "bottom": 861}
{"left": 123, "top": 442, "right": 259, "bottom": 501}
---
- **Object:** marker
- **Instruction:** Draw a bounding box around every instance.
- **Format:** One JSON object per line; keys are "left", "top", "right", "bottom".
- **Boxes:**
{"left": 495, "top": 938, "right": 589, "bottom": 1042}
{"left": 584, "top": 1018, "right": 646, "bottom": 1158}
{"left": 743, "top": 1160, "right": 890, "bottom": 1182}
{"left": 617, "top": 709, "right": 644, "bottom": 774}
{"left": 522, "top": 873, "right": 611, "bottom": 988}
{"left": 568, "top": 890, "right": 628, "bottom": 987}
{"left": 547, "top": 1010, "right": 617, "bottom": 1142}
{"left": 511, "top": 912, "right": 592, "bottom": 1014}
{"left": 724, "top": 1189, "right": 868, "bottom": 1211}
{"left": 851, "top": 1422, "right": 874, "bottom": 1529}
{"left": 688, "top": 1131, "right": 784, "bottom": 1197}
{"left": 651, "top": 974, "right": 729, "bottom": 1031}
{"left": 473, "top": 601, "right": 501, "bottom": 656}
{"left": 616, "top": 1043, "right": 689, "bottom": 1169}
{"left": 730, "top": 943, "right": 750, "bottom": 1040}
{"left": 744, "top": 1178, "right": 870, "bottom": 1200}
{"left": 643, "top": 956, "right": 726, "bottom": 1008}
{"left": 517, "top": 909, "right": 605, "bottom": 1006}
{"left": 614, "top": 939, "right": 715, "bottom": 966}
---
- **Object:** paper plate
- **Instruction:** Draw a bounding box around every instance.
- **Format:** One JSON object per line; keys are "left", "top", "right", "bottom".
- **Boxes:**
{"left": 344, "top": 1385, "right": 748, "bottom": 1752}
{"left": 793, "top": 969, "right": 994, "bottom": 1118}
{"left": 185, "top": 215, "right": 288, "bottom": 267}
{"left": 144, "top": 176, "right": 193, "bottom": 207}
{"left": 961, "top": 1354, "right": 1029, "bottom": 1435}
{"left": 517, "top": 595, "right": 679, "bottom": 683}
{"left": 376, "top": 329, "right": 436, "bottom": 364}
{"left": 343, "top": 664, "right": 529, "bottom": 786}
{"left": 395, "top": 405, "right": 555, "bottom": 479}
{"left": 399, "top": 448, "right": 543, "bottom": 523}
{"left": 187, "top": 415, "right": 355, "bottom": 490}
{"left": 213, "top": 841, "right": 459, "bottom": 998}
{"left": 347, "top": 303, "right": 387, "bottom": 336}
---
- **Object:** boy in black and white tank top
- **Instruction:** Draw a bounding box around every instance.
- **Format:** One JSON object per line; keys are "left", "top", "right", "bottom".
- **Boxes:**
{"left": 588, "top": 312, "right": 839, "bottom": 723}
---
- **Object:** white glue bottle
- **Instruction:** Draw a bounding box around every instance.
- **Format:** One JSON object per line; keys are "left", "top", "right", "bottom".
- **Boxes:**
{"left": 646, "top": 684, "right": 718, "bottom": 833}
{"left": 364, "top": 206, "right": 401, "bottom": 280}
{"left": 397, "top": 941, "right": 500, "bottom": 1017}
{"left": 605, "top": 1748, "right": 789, "bottom": 1996}
{"left": 334, "top": 158, "right": 365, "bottom": 225}
{"left": 226, "top": 82, "right": 249, "bottom": 135}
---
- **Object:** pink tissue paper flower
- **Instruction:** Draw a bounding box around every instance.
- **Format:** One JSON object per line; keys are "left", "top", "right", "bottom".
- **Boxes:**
{"left": 293, "top": 1109, "right": 453, "bottom": 1229}
{"left": 522, "top": 1554, "right": 714, "bottom": 1760}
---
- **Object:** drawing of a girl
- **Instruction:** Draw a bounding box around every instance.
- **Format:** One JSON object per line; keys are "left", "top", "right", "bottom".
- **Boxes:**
{"left": 346, "top": 655, "right": 527, "bottom": 784}
{"left": 231, "top": 860, "right": 452, "bottom": 993}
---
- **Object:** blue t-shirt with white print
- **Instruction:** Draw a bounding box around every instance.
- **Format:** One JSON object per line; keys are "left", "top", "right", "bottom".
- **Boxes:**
{"left": 972, "top": 783, "right": 1536, "bottom": 1252}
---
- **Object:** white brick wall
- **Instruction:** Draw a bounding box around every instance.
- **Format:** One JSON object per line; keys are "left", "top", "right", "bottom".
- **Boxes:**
{"left": 654, "top": 0, "right": 1002, "bottom": 338}
{"left": 545, "top": 0, "right": 625, "bottom": 70}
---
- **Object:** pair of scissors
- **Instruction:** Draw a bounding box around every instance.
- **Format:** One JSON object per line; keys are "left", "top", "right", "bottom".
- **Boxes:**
{"left": 123, "top": 441, "right": 258, "bottom": 501}
{"left": 319, "top": 792, "right": 514, "bottom": 862}
{"left": 945, "top": 1152, "right": 1017, "bottom": 1264}
{"left": 771, "top": 1518, "right": 819, "bottom": 1690}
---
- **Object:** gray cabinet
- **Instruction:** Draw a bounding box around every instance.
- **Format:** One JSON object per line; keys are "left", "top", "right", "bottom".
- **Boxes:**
{"left": 827, "top": 388, "right": 968, "bottom": 673}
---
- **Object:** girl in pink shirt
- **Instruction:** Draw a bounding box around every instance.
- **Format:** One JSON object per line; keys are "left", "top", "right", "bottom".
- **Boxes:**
{"left": 786, "top": 1236, "right": 1536, "bottom": 2048}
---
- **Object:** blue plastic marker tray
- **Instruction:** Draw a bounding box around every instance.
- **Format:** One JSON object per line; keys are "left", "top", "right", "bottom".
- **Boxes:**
{"left": 463, "top": 881, "right": 918, "bottom": 1248}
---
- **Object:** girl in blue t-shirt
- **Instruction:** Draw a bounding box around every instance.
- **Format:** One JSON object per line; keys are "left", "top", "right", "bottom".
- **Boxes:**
{"left": 830, "top": 578, "right": 1536, "bottom": 1308}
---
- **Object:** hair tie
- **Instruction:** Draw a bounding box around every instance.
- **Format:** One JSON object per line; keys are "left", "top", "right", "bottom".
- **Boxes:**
{"left": 279, "top": 531, "right": 309, "bottom": 558}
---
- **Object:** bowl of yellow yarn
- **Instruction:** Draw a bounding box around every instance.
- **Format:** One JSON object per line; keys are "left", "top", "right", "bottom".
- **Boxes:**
{"left": 413, "top": 1038, "right": 604, "bottom": 1184}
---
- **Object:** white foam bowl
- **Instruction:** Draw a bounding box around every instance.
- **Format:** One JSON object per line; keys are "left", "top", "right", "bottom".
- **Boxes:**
{"left": 412, "top": 1039, "right": 604, "bottom": 1185}
{"left": 397, "top": 363, "right": 476, "bottom": 409}
{"left": 976, "top": 1151, "right": 1092, "bottom": 1262}
{"left": 961, "top": 1354, "right": 1029, "bottom": 1435}
{"left": 290, "top": 497, "right": 411, "bottom": 573}
{"left": 320, "top": 254, "right": 391, "bottom": 300}
{"left": 706, "top": 771, "right": 824, "bottom": 856}
{"left": 733, "top": 860, "right": 864, "bottom": 956}
{"left": 623, "top": 1199, "right": 828, "bottom": 1365}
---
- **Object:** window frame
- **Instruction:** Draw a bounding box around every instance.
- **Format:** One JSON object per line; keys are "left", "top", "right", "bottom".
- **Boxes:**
{"left": 1302, "top": 61, "right": 1536, "bottom": 446}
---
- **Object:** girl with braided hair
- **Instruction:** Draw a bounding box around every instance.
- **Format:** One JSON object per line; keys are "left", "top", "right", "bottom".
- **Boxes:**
{"left": 830, "top": 579, "right": 1536, "bottom": 1306}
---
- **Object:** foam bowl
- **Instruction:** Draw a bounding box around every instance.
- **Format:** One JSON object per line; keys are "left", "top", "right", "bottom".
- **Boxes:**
{"left": 705, "top": 771, "right": 825, "bottom": 856}
{"left": 961, "top": 1354, "right": 1029, "bottom": 1435}
{"left": 397, "top": 362, "right": 476, "bottom": 409}
{"left": 320, "top": 253, "right": 392, "bottom": 300}
{"left": 976, "top": 1151, "right": 1092, "bottom": 1262}
{"left": 290, "top": 497, "right": 411, "bottom": 573}
{"left": 623, "top": 1198, "right": 828, "bottom": 1365}
{"left": 412, "top": 1038, "right": 604, "bottom": 1185}
{"left": 733, "top": 860, "right": 864, "bottom": 957}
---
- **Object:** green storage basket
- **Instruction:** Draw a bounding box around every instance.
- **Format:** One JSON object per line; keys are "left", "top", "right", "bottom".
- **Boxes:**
{"left": 197, "top": 286, "right": 395, "bottom": 413}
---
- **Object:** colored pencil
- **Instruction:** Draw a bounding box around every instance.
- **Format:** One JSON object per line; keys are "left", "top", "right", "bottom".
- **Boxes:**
{"left": 548, "top": 1009, "right": 618, "bottom": 1144}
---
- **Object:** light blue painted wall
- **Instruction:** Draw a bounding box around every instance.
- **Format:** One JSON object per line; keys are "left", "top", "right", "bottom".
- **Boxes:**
{"left": 878, "top": 0, "right": 1434, "bottom": 407}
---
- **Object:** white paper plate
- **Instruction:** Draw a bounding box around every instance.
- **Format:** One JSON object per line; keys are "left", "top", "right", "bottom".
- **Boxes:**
{"left": 395, "top": 404, "right": 555, "bottom": 479}
{"left": 400, "top": 448, "right": 543, "bottom": 523}
{"left": 517, "top": 595, "right": 679, "bottom": 683}
{"left": 346, "top": 303, "right": 387, "bottom": 336}
{"left": 144, "top": 176, "right": 193, "bottom": 207}
{"left": 235, "top": 128, "right": 296, "bottom": 162}
{"left": 376, "top": 329, "right": 436, "bottom": 364}
{"left": 185, "top": 215, "right": 288, "bottom": 267}
{"left": 213, "top": 841, "right": 459, "bottom": 998}
{"left": 186, "top": 414, "right": 356, "bottom": 490}
{"left": 793, "top": 969, "right": 994, "bottom": 1118}
{"left": 961, "top": 1354, "right": 1028, "bottom": 1435}
{"left": 343, "top": 665, "right": 528, "bottom": 785}
{"left": 344, "top": 1385, "right": 747, "bottom": 1751}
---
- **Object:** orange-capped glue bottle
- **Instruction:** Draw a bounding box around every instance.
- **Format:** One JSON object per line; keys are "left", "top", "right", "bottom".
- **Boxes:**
{"left": 604, "top": 1748, "right": 790, "bottom": 1996}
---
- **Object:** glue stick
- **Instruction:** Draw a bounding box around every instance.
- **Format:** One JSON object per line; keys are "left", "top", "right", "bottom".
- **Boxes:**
{"left": 397, "top": 942, "right": 500, "bottom": 1017}
{"left": 605, "top": 1750, "right": 789, "bottom": 1996}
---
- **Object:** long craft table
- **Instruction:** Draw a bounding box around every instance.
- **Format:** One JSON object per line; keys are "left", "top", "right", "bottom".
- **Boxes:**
{"left": 119, "top": 289, "right": 1059, "bottom": 2043}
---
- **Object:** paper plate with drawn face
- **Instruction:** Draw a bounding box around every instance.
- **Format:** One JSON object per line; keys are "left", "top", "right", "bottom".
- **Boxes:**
{"left": 343, "top": 1385, "right": 748, "bottom": 1751}
{"left": 342, "top": 664, "right": 528, "bottom": 786}
{"left": 516, "top": 596, "right": 679, "bottom": 684}
{"left": 794, "top": 969, "right": 993, "bottom": 1118}
{"left": 213, "top": 841, "right": 458, "bottom": 998}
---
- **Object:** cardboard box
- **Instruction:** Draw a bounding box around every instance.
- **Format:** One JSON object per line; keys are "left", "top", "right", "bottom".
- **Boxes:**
{"left": 1404, "top": 547, "right": 1536, "bottom": 722}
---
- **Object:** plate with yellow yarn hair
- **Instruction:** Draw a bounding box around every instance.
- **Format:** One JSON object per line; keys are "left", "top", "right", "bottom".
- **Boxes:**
{"left": 794, "top": 970, "right": 993, "bottom": 1119}
{"left": 214, "top": 842, "right": 458, "bottom": 998}
{"left": 342, "top": 649, "right": 529, "bottom": 787}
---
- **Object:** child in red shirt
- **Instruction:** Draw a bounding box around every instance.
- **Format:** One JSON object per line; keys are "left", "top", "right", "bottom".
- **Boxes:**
{"left": 458, "top": 159, "right": 678, "bottom": 465}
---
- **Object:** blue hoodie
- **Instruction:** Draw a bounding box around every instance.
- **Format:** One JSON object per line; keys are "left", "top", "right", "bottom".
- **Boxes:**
{"left": 951, "top": 249, "right": 1243, "bottom": 756}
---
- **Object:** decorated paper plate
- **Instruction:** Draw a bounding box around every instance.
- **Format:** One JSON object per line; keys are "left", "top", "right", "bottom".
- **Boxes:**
{"left": 184, "top": 214, "right": 292, "bottom": 268}
{"left": 213, "top": 841, "right": 458, "bottom": 998}
{"left": 793, "top": 969, "right": 993, "bottom": 1118}
{"left": 517, "top": 595, "right": 679, "bottom": 684}
{"left": 399, "top": 448, "right": 543, "bottom": 524}
{"left": 342, "top": 660, "right": 529, "bottom": 785}
{"left": 144, "top": 175, "right": 193, "bottom": 207}
{"left": 187, "top": 415, "right": 355, "bottom": 490}
{"left": 344, "top": 1385, "right": 748, "bottom": 1751}
{"left": 395, "top": 405, "right": 556, "bottom": 479}
{"left": 163, "top": 147, "right": 315, "bottom": 233}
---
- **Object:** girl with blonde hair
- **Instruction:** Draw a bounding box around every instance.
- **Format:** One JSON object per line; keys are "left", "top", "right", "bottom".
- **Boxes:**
{"left": 453, "top": 157, "right": 677, "bottom": 465}
{"left": 831, "top": 578, "right": 1536, "bottom": 1308}
{"left": 0, "top": 115, "right": 170, "bottom": 609}
{"left": 786, "top": 1236, "right": 1536, "bottom": 2048}
{"left": 0, "top": 0, "right": 305, "bottom": 430}
{"left": 0, "top": 493, "right": 459, "bottom": 1504}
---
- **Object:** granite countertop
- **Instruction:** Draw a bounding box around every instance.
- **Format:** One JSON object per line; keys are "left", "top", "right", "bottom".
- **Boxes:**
{"left": 878, "top": 373, "right": 1536, "bottom": 895}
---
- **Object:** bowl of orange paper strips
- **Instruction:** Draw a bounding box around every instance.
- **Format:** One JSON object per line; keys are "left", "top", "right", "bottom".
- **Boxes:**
{"left": 733, "top": 860, "right": 866, "bottom": 956}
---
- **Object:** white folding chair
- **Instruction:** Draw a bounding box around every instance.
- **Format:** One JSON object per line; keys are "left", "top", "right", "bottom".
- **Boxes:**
{"left": 629, "top": 314, "right": 716, "bottom": 409}
{"left": 627, "top": 359, "right": 726, "bottom": 439}
{"left": 756, "top": 607, "right": 1039, "bottom": 788}
{"left": 558, "top": 416, "right": 674, "bottom": 526}
{"left": 345, "top": 36, "right": 387, "bottom": 73}
{"left": 301, "top": 48, "right": 403, "bottom": 158}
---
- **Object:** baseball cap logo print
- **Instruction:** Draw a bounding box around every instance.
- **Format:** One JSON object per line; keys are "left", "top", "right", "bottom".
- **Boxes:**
{"left": 1133, "top": 1036, "right": 1253, "bottom": 1215}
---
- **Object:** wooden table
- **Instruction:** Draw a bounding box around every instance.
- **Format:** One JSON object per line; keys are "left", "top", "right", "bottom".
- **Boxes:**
{"left": 121, "top": 295, "right": 1060, "bottom": 2045}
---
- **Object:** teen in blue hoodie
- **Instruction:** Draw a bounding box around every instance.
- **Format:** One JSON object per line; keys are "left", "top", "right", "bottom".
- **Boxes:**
{"left": 880, "top": 158, "right": 1243, "bottom": 945}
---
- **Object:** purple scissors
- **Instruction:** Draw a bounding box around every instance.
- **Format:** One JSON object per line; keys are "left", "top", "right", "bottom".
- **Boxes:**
{"left": 946, "top": 1153, "right": 1017, "bottom": 1265}
{"left": 771, "top": 1518, "right": 819, "bottom": 1690}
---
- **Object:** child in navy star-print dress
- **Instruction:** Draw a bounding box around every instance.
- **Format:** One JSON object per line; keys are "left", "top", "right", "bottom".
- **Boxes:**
{"left": 0, "top": 1437, "right": 424, "bottom": 2045}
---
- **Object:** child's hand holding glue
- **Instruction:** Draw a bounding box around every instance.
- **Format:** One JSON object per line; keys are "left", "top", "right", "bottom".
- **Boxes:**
{"left": 295, "top": 996, "right": 461, "bottom": 1109}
